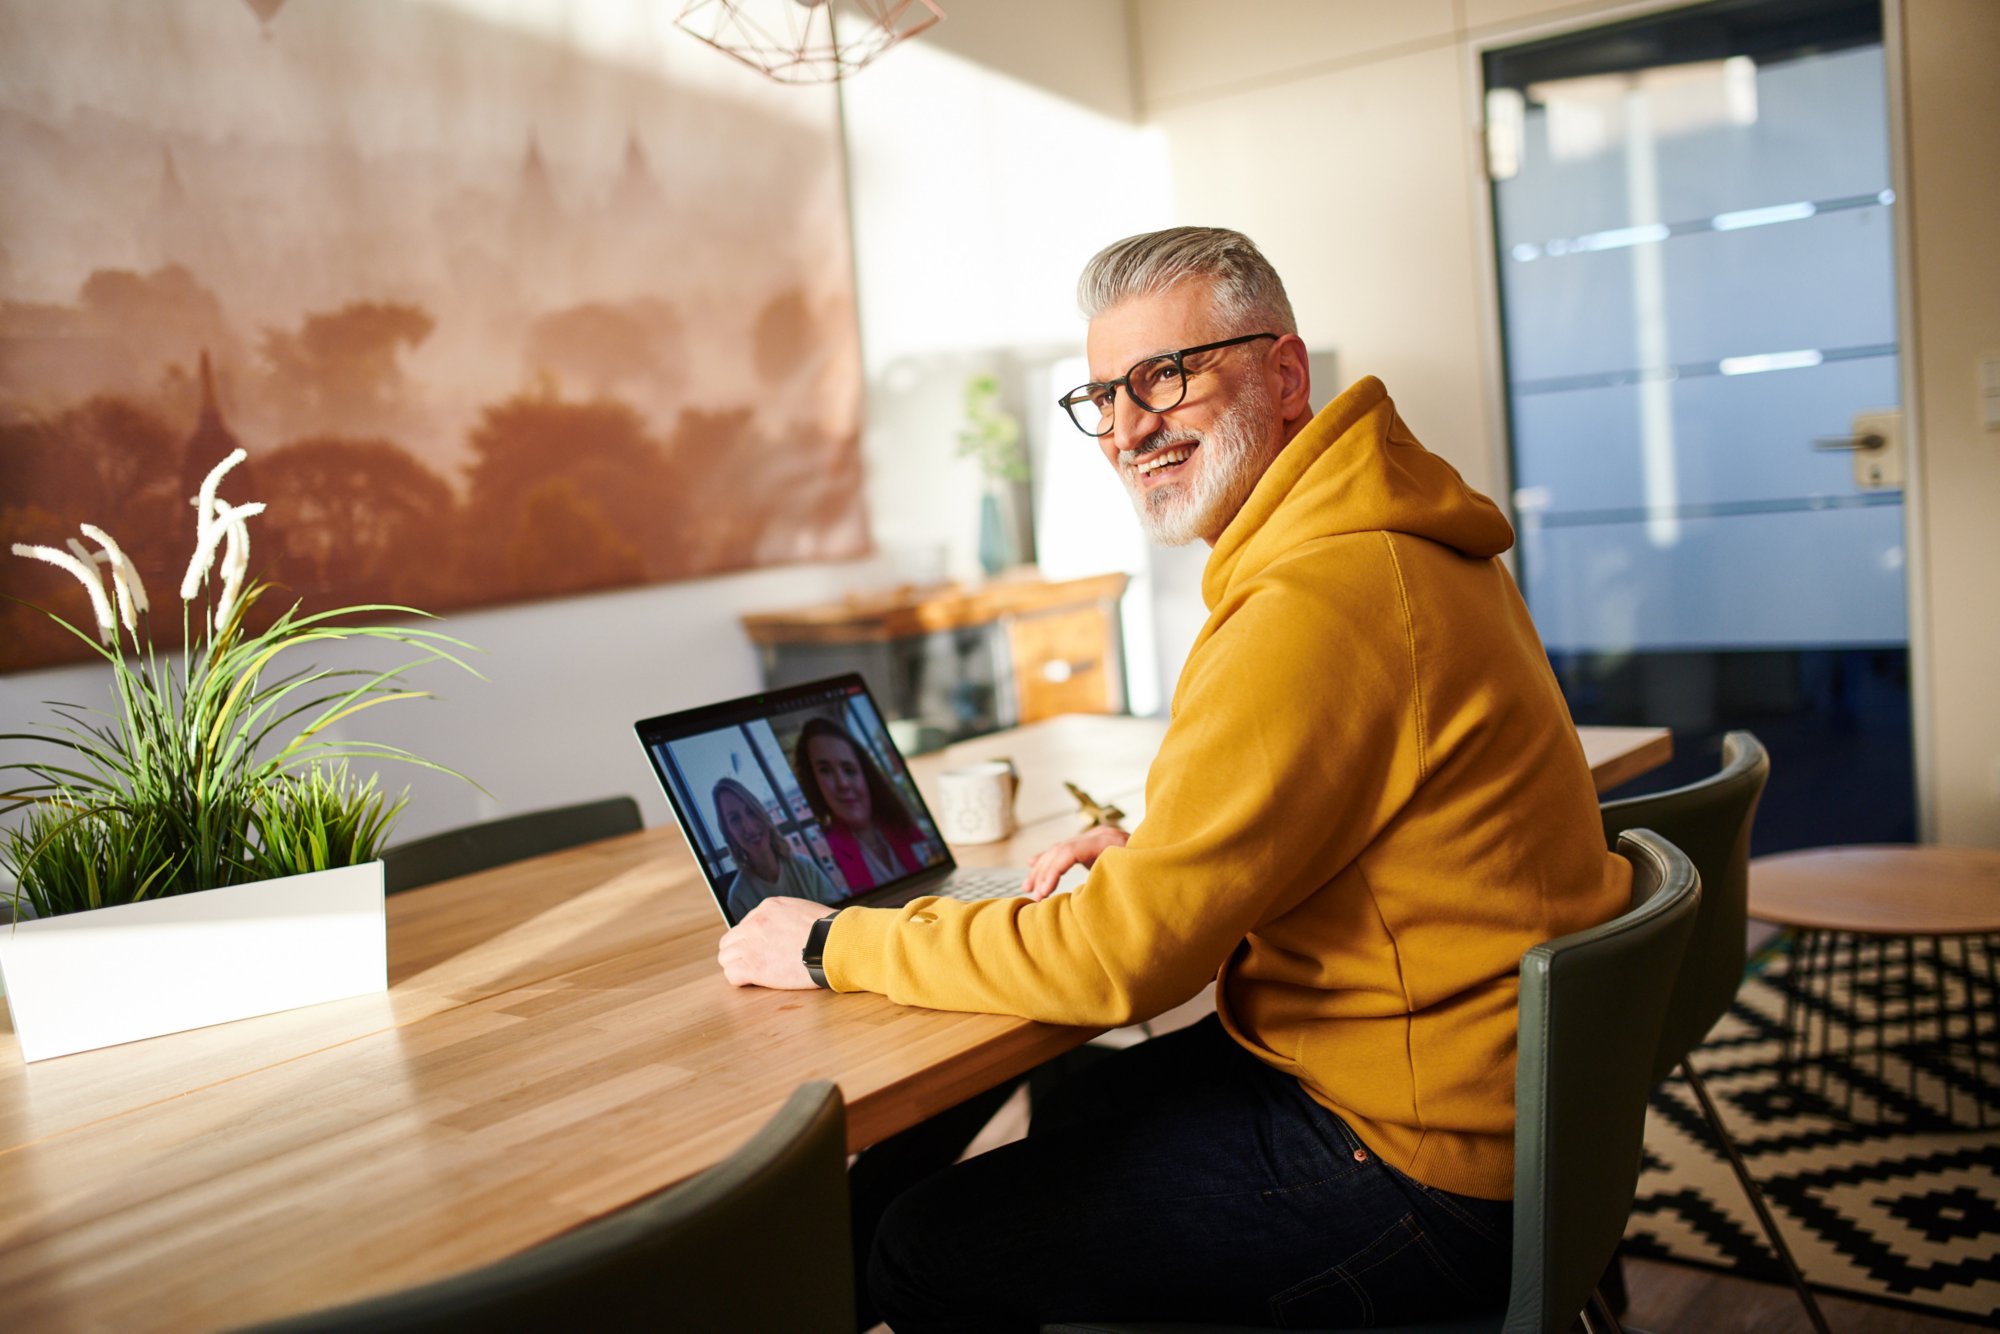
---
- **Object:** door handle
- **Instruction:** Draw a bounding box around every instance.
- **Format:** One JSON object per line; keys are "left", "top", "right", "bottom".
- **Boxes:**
{"left": 1821, "top": 409, "right": 1903, "bottom": 490}
{"left": 1811, "top": 433, "right": 1886, "bottom": 452}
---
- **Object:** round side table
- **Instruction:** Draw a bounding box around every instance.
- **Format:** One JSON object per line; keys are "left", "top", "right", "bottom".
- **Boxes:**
{"left": 1749, "top": 845, "right": 2000, "bottom": 1128}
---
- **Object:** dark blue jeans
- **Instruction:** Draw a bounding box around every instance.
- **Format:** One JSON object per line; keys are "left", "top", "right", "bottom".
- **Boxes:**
{"left": 867, "top": 1015, "right": 1513, "bottom": 1332}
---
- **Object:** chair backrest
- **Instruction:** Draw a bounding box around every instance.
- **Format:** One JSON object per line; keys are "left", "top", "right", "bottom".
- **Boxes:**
{"left": 243, "top": 1080, "right": 852, "bottom": 1333}
{"left": 1504, "top": 829, "right": 1698, "bottom": 1334}
{"left": 1599, "top": 731, "right": 1768, "bottom": 1081}
{"left": 381, "top": 795, "right": 643, "bottom": 894}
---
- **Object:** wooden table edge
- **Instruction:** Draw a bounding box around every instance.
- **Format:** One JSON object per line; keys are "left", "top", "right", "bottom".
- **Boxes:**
{"left": 1586, "top": 727, "right": 1674, "bottom": 795}
{"left": 843, "top": 1017, "right": 1106, "bottom": 1152}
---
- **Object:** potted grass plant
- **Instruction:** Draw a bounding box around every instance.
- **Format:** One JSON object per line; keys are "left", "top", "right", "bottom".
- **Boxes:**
{"left": 0, "top": 449, "right": 479, "bottom": 1062}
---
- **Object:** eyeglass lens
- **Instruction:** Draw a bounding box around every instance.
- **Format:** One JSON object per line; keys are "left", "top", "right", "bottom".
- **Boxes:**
{"left": 1065, "top": 352, "right": 1187, "bottom": 437}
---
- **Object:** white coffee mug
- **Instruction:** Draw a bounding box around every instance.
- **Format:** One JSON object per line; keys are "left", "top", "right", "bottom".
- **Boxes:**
{"left": 936, "top": 759, "right": 1019, "bottom": 845}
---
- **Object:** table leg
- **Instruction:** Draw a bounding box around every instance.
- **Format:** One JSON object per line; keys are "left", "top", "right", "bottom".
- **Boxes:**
{"left": 1904, "top": 933, "right": 1922, "bottom": 1124}
{"left": 1976, "top": 940, "right": 1992, "bottom": 1128}
{"left": 1778, "top": 929, "right": 1803, "bottom": 1088}
{"left": 1870, "top": 934, "right": 1890, "bottom": 1104}
{"left": 1844, "top": 931, "right": 1866, "bottom": 1120}
{"left": 1954, "top": 935, "right": 1981, "bottom": 1129}
{"left": 1815, "top": 930, "right": 1839, "bottom": 1111}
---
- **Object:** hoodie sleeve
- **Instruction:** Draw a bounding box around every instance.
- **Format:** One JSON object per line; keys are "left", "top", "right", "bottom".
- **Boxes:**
{"left": 823, "top": 545, "right": 1425, "bottom": 1025}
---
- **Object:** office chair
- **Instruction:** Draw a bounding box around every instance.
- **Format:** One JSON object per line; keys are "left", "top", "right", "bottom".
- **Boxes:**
{"left": 241, "top": 1080, "right": 852, "bottom": 1333}
{"left": 1043, "top": 828, "right": 1700, "bottom": 1334}
{"left": 1599, "top": 732, "right": 1826, "bottom": 1331}
{"left": 380, "top": 795, "right": 643, "bottom": 894}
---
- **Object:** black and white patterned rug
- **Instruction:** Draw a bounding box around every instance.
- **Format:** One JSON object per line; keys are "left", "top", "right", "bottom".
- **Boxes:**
{"left": 1625, "top": 935, "right": 2000, "bottom": 1325}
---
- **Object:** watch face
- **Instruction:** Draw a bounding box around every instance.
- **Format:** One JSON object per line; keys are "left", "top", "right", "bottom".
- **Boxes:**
{"left": 803, "top": 910, "right": 842, "bottom": 981}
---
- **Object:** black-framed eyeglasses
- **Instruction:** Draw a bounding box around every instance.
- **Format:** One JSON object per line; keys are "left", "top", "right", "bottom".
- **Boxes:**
{"left": 1058, "top": 332, "right": 1278, "bottom": 438}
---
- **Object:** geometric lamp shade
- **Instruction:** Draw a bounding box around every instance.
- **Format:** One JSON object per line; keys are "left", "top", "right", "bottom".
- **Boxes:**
{"left": 674, "top": 0, "right": 946, "bottom": 84}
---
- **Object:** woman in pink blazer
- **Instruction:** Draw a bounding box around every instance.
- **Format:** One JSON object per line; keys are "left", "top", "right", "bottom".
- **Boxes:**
{"left": 794, "top": 717, "right": 931, "bottom": 893}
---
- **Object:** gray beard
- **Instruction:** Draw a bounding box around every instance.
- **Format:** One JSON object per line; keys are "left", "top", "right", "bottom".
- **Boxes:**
{"left": 1116, "top": 386, "right": 1273, "bottom": 546}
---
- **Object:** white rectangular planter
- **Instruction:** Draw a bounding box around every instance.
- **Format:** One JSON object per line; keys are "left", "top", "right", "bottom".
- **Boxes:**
{"left": 0, "top": 861, "right": 387, "bottom": 1063}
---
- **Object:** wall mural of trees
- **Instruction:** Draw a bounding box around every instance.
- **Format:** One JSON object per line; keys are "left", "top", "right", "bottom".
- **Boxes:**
{"left": 0, "top": 0, "right": 868, "bottom": 674}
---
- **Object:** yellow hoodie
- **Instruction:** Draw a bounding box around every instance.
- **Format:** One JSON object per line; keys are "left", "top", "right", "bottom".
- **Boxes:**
{"left": 826, "top": 376, "right": 1631, "bottom": 1199}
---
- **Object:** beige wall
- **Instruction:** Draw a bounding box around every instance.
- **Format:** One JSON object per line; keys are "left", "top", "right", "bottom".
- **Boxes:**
{"left": 1134, "top": 1, "right": 1505, "bottom": 488}
{"left": 840, "top": 0, "right": 1165, "bottom": 582}
{"left": 1133, "top": 0, "right": 2000, "bottom": 843}
{"left": 1900, "top": 0, "right": 2000, "bottom": 844}
{"left": 0, "top": 2, "right": 1162, "bottom": 854}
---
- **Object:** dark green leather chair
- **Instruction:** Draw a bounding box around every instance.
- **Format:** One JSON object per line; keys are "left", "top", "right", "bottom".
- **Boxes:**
{"left": 1043, "top": 828, "right": 1700, "bottom": 1334}
{"left": 1601, "top": 733, "right": 1768, "bottom": 1090}
{"left": 241, "top": 1080, "right": 852, "bottom": 1333}
{"left": 380, "top": 795, "right": 642, "bottom": 894}
{"left": 1600, "top": 732, "right": 1825, "bottom": 1331}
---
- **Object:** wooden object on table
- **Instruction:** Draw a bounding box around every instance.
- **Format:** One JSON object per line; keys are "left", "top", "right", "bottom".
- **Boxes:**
{"left": 1064, "top": 781, "right": 1127, "bottom": 831}
{"left": 0, "top": 716, "right": 1669, "bottom": 1330}
{"left": 1578, "top": 725, "right": 1675, "bottom": 795}
{"left": 1749, "top": 844, "right": 2000, "bottom": 1129}
{"left": 740, "top": 570, "right": 1129, "bottom": 732}
{"left": 1749, "top": 845, "right": 2000, "bottom": 935}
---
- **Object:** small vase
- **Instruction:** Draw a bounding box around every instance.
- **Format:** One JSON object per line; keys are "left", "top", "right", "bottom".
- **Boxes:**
{"left": 0, "top": 861, "right": 387, "bottom": 1062}
{"left": 978, "top": 487, "right": 1011, "bottom": 576}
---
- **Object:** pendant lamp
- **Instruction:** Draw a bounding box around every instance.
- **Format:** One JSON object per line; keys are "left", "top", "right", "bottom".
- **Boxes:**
{"left": 674, "top": 0, "right": 945, "bottom": 84}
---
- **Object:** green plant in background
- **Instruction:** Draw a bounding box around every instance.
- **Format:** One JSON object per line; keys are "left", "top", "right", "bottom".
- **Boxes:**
{"left": 955, "top": 373, "right": 1028, "bottom": 483}
{"left": 2, "top": 448, "right": 480, "bottom": 921}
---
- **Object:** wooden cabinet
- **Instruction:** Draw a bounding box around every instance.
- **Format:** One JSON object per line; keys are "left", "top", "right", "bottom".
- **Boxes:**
{"left": 740, "top": 572, "right": 1129, "bottom": 749}
{"left": 1006, "top": 600, "right": 1120, "bottom": 724}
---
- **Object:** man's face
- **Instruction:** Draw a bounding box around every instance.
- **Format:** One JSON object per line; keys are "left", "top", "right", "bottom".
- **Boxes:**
{"left": 1085, "top": 282, "right": 1285, "bottom": 547}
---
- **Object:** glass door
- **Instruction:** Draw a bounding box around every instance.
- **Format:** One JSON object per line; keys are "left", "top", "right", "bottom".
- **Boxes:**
{"left": 1484, "top": 0, "right": 1913, "bottom": 852}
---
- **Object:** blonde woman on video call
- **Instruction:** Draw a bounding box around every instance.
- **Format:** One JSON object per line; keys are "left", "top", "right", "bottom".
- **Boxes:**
{"left": 711, "top": 776, "right": 845, "bottom": 922}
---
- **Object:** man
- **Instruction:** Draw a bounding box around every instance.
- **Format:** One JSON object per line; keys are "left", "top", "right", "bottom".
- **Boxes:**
{"left": 718, "top": 227, "right": 1630, "bottom": 1330}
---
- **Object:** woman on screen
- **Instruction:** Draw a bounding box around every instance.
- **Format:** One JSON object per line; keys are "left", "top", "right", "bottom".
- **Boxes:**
{"left": 711, "top": 777, "right": 845, "bottom": 921}
{"left": 794, "top": 717, "right": 928, "bottom": 891}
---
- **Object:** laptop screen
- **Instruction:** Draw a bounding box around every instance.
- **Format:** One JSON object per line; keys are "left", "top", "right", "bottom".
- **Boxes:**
{"left": 635, "top": 674, "right": 954, "bottom": 926}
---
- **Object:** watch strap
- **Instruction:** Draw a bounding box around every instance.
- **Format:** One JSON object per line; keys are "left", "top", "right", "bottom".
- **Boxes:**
{"left": 802, "top": 908, "right": 843, "bottom": 989}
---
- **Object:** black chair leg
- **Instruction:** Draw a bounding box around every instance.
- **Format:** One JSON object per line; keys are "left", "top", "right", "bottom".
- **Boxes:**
{"left": 1597, "top": 1249, "right": 1630, "bottom": 1315}
{"left": 1680, "top": 1060, "right": 1831, "bottom": 1334}
{"left": 1581, "top": 1286, "right": 1628, "bottom": 1334}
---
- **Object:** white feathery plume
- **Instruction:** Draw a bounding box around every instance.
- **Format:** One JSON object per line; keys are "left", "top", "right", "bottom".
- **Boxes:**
{"left": 80, "top": 524, "right": 149, "bottom": 635}
{"left": 181, "top": 448, "right": 249, "bottom": 599}
{"left": 211, "top": 502, "right": 265, "bottom": 631}
{"left": 180, "top": 514, "right": 228, "bottom": 600}
{"left": 11, "top": 543, "right": 115, "bottom": 641}
{"left": 218, "top": 500, "right": 267, "bottom": 534}
{"left": 193, "top": 449, "right": 248, "bottom": 540}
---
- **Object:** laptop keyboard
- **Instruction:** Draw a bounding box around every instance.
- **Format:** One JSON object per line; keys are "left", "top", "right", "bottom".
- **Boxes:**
{"left": 933, "top": 867, "right": 1027, "bottom": 902}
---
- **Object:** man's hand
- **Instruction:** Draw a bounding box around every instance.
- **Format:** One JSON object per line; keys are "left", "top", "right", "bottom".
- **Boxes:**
{"left": 1022, "top": 825, "right": 1130, "bottom": 901}
{"left": 718, "top": 896, "right": 831, "bottom": 989}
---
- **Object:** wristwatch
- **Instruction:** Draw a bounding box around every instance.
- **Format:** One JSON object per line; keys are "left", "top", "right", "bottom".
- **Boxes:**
{"left": 802, "top": 908, "right": 844, "bottom": 989}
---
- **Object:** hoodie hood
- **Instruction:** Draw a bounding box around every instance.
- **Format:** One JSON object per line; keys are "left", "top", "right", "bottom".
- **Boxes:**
{"left": 1203, "top": 376, "right": 1513, "bottom": 610}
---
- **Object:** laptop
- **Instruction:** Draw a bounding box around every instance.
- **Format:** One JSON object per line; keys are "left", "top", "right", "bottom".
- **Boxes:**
{"left": 635, "top": 673, "right": 1034, "bottom": 927}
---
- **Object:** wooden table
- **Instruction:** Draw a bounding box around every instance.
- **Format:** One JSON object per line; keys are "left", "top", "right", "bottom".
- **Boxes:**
{"left": 1750, "top": 845, "right": 2000, "bottom": 936}
{"left": 1750, "top": 844, "right": 2000, "bottom": 1128}
{"left": 0, "top": 716, "right": 1667, "bottom": 1330}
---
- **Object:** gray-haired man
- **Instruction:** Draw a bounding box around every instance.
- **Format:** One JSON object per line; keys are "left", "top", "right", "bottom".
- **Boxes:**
{"left": 720, "top": 227, "right": 1625, "bottom": 1330}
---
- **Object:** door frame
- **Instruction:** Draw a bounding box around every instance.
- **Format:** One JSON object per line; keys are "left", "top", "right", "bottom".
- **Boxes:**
{"left": 1457, "top": 0, "right": 1937, "bottom": 838}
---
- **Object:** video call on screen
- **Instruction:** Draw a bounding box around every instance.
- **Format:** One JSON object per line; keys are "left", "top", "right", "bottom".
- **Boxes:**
{"left": 652, "top": 683, "right": 947, "bottom": 923}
